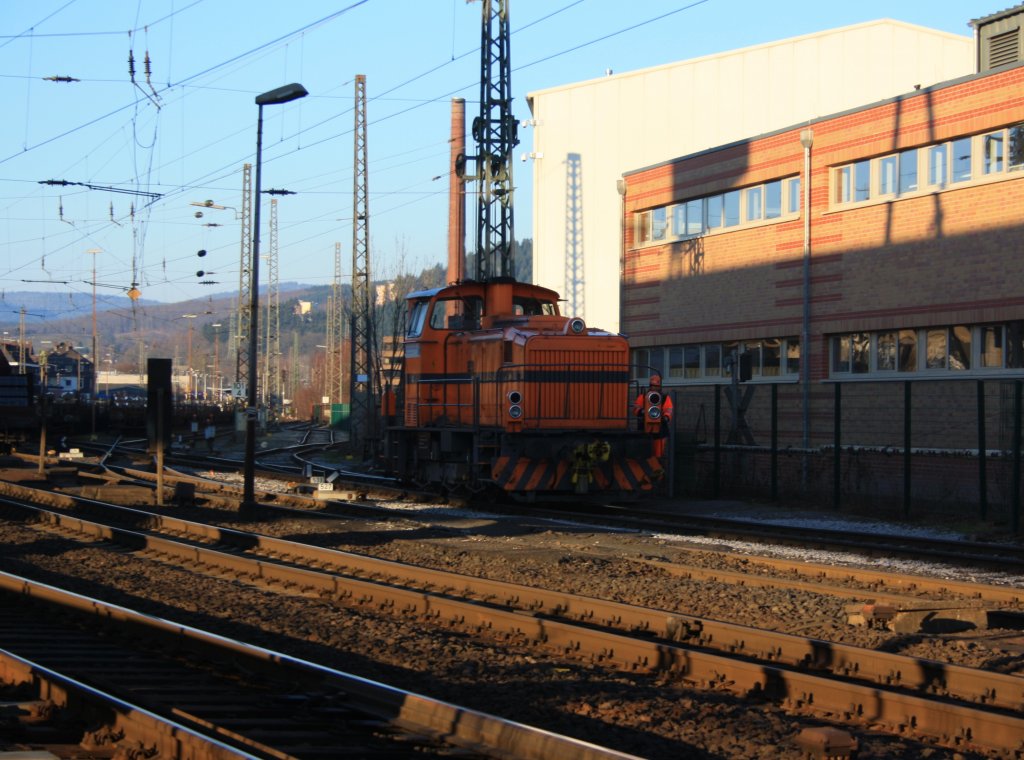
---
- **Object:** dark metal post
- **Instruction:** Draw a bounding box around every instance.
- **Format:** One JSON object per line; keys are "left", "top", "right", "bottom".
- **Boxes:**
{"left": 242, "top": 103, "right": 265, "bottom": 511}
{"left": 833, "top": 382, "right": 841, "bottom": 509}
{"left": 667, "top": 391, "right": 676, "bottom": 499}
{"left": 977, "top": 379, "right": 987, "bottom": 521}
{"left": 903, "top": 380, "right": 912, "bottom": 519}
{"left": 1013, "top": 380, "right": 1022, "bottom": 534}
{"left": 770, "top": 383, "right": 778, "bottom": 501}
{"left": 713, "top": 384, "right": 721, "bottom": 499}
{"left": 156, "top": 388, "right": 165, "bottom": 506}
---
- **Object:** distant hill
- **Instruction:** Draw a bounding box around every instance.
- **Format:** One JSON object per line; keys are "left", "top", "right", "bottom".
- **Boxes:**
{"left": 0, "top": 291, "right": 159, "bottom": 323}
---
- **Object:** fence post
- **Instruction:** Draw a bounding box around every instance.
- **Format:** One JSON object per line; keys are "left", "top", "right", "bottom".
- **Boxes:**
{"left": 770, "top": 383, "right": 778, "bottom": 501}
{"left": 713, "top": 384, "right": 721, "bottom": 499}
{"left": 1013, "top": 379, "right": 1021, "bottom": 534}
{"left": 977, "top": 379, "right": 987, "bottom": 521}
{"left": 833, "top": 382, "right": 841, "bottom": 509}
{"left": 904, "top": 380, "right": 912, "bottom": 520}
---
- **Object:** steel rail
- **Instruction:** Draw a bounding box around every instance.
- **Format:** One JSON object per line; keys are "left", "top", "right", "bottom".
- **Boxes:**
{"left": 0, "top": 648, "right": 262, "bottom": 760}
{"left": 3, "top": 497, "right": 1023, "bottom": 755}
{"left": 0, "top": 571, "right": 642, "bottom": 760}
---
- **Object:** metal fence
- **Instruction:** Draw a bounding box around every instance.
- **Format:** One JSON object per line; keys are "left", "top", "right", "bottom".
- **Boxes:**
{"left": 665, "top": 378, "right": 1023, "bottom": 533}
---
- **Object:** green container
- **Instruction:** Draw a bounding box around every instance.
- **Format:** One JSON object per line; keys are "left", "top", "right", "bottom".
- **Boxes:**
{"left": 329, "top": 403, "right": 350, "bottom": 429}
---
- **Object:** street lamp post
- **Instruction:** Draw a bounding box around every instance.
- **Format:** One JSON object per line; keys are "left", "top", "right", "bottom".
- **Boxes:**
{"left": 87, "top": 247, "right": 101, "bottom": 436}
{"left": 243, "top": 82, "right": 308, "bottom": 511}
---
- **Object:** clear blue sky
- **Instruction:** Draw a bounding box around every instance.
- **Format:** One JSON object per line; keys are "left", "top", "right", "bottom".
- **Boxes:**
{"left": 0, "top": 0, "right": 999, "bottom": 316}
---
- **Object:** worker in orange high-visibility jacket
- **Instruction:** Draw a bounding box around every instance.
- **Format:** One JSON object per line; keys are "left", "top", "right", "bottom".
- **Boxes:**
{"left": 633, "top": 374, "right": 674, "bottom": 458}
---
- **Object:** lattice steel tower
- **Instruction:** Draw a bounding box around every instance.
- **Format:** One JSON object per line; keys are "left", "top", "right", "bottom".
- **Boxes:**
{"left": 235, "top": 163, "right": 253, "bottom": 397}
{"left": 331, "top": 242, "right": 345, "bottom": 404}
{"left": 264, "top": 197, "right": 281, "bottom": 412}
{"left": 349, "top": 73, "right": 374, "bottom": 451}
{"left": 457, "top": 0, "right": 519, "bottom": 281}
{"left": 564, "top": 152, "right": 585, "bottom": 316}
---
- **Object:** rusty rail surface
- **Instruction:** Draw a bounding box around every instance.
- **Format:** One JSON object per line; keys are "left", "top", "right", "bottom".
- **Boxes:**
{"left": 0, "top": 571, "right": 641, "bottom": 760}
{"left": 3, "top": 494, "right": 1023, "bottom": 756}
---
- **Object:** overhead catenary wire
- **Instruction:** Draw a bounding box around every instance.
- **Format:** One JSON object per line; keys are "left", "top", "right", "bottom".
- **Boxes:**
{"left": 2, "top": 0, "right": 713, "bottom": 305}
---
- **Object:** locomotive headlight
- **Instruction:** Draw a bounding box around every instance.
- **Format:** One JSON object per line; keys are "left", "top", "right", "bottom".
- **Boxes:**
{"left": 507, "top": 390, "right": 522, "bottom": 405}
{"left": 508, "top": 404, "right": 523, "bottom": 419}
{"left": 569, "top": 318, "right": 585, "bottom": 334}
{"left": 648, "top": 406, "right": 662, "bottom": 420}
{"left": 647, "top": 390, "right": 662, "bottom": 406}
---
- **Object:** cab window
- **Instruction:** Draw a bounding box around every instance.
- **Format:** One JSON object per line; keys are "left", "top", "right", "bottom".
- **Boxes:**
{"left": 429, "top": 296, "right": 484, "bottom": 330}
{"left": 406, "top": 300, "right": 429, "bottom": 338}
{"left": 512, "top": 297, "right": 556, "bottom": 316}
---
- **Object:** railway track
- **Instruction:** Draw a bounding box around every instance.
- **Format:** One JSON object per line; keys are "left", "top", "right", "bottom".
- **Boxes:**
{"left": 515, "top": 501, "right": 1024, "bottom": 574}
{"left": 2, "top": 487, "right": 1023, "bottom": 756}
{"left": 0, "top": 571, "right": 638, "bottom": 760}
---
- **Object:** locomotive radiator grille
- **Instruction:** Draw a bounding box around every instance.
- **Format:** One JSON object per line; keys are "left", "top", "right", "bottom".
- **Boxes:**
{"left": 513, "top": 347, "right": 630, "bottom": 427}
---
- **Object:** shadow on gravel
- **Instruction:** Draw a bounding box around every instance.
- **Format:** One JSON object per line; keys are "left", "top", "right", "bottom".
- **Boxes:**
{"left": 0, "top": 563, "right": 707, "bottom": 759}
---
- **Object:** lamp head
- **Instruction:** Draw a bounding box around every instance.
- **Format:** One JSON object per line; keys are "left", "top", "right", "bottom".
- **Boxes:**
{"left": 255, "top": 83, "right": 308, "bottom": 106}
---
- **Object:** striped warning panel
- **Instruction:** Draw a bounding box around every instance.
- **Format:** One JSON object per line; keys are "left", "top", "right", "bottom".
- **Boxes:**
{"left": 492, "top": 455, "right": 664, "bottom": 494}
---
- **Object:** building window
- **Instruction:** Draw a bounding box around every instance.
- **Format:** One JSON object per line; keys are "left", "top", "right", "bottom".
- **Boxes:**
{"left": 633, "top": 178, "right": 796, "bottom": 248}
{"left": 837, "top": 160, "right": 871, "bottom": 203}
{"left": 981, "top": 326, "right": 1003, "bottom": 367}
{"left": 684, "top": 345, "right": 700, "bottom": 378}
{"left": 832, "top": 333, "right": 870, "bottom": 374}
{"left": 668, "top": 347, "right": 684, "bottom": 378}
{"left": 636, "top": 211, "right": 652, "bottom": 244}
{"left": 786, "top": 177, "right": 801, "bottom": 213}
{"left": 898, "top": 330, "right": 918, "bottom": 372}
{"left": 949, "top": 326, "right": 972, "bottom": 370}
{"left": 723, "top": 190, "right": 741, "bottom": 227}
{"left": 705, "top": 344, "right": 721, "bottom": 377}
{"left": 633, "top": 347, "right": 665, "bottom": 381}
{"left": 951, "top": 138, "right": 972, "bottom": 183}
{"left": 828, "top": 324, "right": 1024, "bottom": 377}
{"left": 899, "top": 148, "right": 919, "bottom": 193}
{"left": 879, "top": 155, "right": 897, "bottom": 195}
{"left": 765, "top": 180, "right": 782, "bottom": 219}
{"left": 706, "top": 195, "right": 723, "bottom": 229}
{"left": 652, "top": 207, "right": 668, "bottom": 240}
{"left": 746, "top": 186, "right": 763, "bottom": 221}
{"left": 984, "top": 132, "right": 1004, "bottom": 174}
{"left": 685, "top": 199, "right": 703, "bottom": 235}
{"left": 832, "top": 124, "right": 1023, "bottom": 212}
{"left": 877, "top": 331, "right": 897, "bottom": 371}
{"left": 1010, "top": 124, "right": 1024, "bottom": 170}
{"left": 928, "top": 144, "right": 948, "bottom": 188}
{"left": 762, "top": 338, "right": 781, "bottom": 376}
{"left": 632, "top": 338, "right": 798, "bottom": 383}
{"left": 786, "top": 337, "right": 800, "bottom": 375}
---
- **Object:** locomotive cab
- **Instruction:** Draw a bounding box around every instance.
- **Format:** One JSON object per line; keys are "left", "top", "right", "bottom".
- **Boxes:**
{"left": 385, "top": 278, "right": 663, "bottom": 498}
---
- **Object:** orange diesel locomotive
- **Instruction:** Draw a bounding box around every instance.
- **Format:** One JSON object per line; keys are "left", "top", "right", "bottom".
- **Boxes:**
{"left": 381, "top": 277, "right": 666, "bottom": 500}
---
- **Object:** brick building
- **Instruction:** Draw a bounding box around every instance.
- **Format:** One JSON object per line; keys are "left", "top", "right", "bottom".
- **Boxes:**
{"left": 526, "top": 19, "right": 974, "bottom": 334}
{"left": 620, "top": 45, "right": 1024, "bottom": 513}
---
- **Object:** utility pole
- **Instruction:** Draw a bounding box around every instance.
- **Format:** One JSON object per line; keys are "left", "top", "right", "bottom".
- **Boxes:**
{"left": 87, "top": 248, "right": 101, "bottom": 435}
{"left": 235, "top": 163, "right": 253, "bottom": 399}
{"left": 18, "top": 307, "right": 26, "bottom": 374}
{"left": 182, "top": 314, "right": 197, "bottom": 397}
{"left": 349, "top": 73, "right": 373, "bottom": 453}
